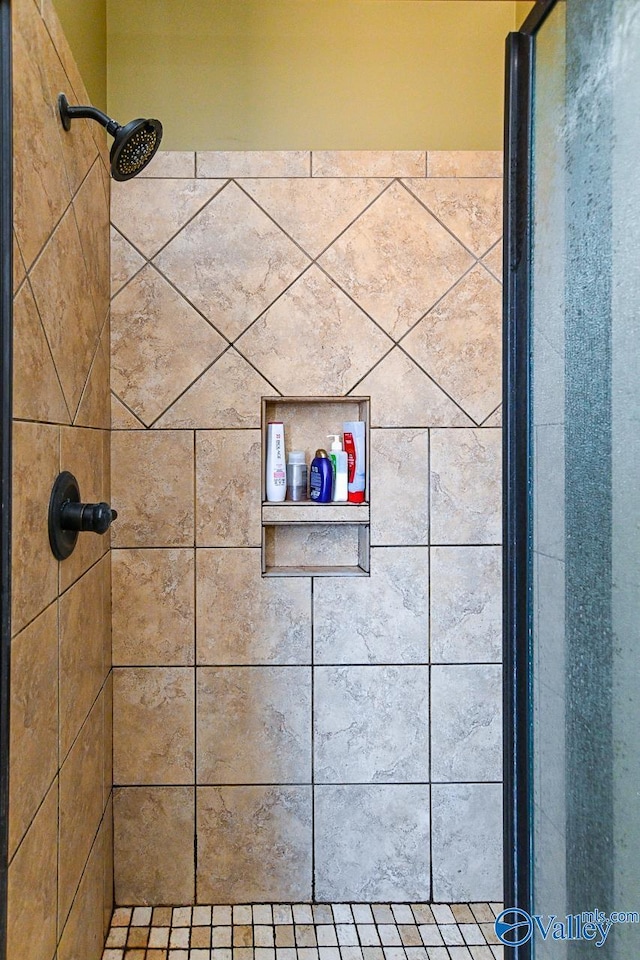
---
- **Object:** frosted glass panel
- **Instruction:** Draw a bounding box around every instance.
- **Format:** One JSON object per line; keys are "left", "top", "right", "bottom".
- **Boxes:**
{"left": 530, "top": 1, "right": 640, "bottom": 956}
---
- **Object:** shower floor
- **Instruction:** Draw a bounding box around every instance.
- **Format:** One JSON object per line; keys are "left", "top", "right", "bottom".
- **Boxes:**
{"left": 102, "top": 901, "right": 504, "bottom": 960}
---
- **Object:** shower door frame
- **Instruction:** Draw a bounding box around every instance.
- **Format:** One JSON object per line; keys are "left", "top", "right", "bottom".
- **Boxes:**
{"left": 502, "top": 0, "right": 558, "bottom": 954}
{"left": 0, "top": 0, "right": 11, "bottom": 956}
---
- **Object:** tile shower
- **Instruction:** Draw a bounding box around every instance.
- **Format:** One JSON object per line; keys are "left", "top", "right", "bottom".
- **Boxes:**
{"left": 109, "top": 149, "right": 503, "bottom": 905}
{"left": 8, "top": 1, "right": 504, "bottom": 955}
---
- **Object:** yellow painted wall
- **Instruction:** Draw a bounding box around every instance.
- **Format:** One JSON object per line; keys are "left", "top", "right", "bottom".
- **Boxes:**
{"left": 106, "top": 1, "right": 520, "bottom": 151}
{"left": 53, "top": 0, "right": 107, "bottom": 110}
{"left": 516, "top": 1, "right": 536, "bottom": 28}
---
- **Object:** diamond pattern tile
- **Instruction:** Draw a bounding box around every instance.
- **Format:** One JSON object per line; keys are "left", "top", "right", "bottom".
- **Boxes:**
{"left": 155, "top": 348, "right": 274, "bottom": 429}
{"left": 110, "top": 227, "right": 145, "bottom": 297}
{"left": 482, "top": 240, "right": 502, "bottom": 282}
{"left": 111, "top": 177, "right": 227, "bottom": 259}
{"left": 111, "top": 264, "right": 227, "bottom": 426}
{"left": 403, "top": 178, "right": 502, "bottom": 258}
{"left": 154, "top": 182, "right": 310, "bottom": 341}
{"left": 239, "top": 178, "right": 390, "bottom": 258}
{"left": 401, "top": 265, "right": 502, "bottom": 424}
{"left": 12, "top": 279, "right": 69, "bottom": 423}
{"left": 353, "top": 348, "right": 473, "bottom": 427}
{"left": 29, "top": 204, "right": 99, "bottom": 416}
{"left": 319, "top": 181, "right": 474, "bottom": 341}
{"left": 236, "top": 266, "right": 392, "bottom": 395}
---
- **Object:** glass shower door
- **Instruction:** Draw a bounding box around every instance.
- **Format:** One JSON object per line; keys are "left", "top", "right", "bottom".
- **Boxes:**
{"left": 505, "top": 1, "right": 640, "bottom": 956}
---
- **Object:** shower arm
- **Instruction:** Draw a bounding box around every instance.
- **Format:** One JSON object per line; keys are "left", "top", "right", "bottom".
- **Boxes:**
{"left": 58, "top": 94, "right": 120, "bottom": 136}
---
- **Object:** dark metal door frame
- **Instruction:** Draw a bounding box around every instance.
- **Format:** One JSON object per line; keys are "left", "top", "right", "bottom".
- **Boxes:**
{"left": 502, "top": 1, "right": 559, "bottom": 955}
{"left": 0, "top": 0, "right": 11, "bottom": 956}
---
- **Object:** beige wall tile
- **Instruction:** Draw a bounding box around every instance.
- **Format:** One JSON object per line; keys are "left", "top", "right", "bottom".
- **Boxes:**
{"left": 431, "top": 664, "right": 502, "bottom": 782}
{"left": 110, "top": 226, "right": 145, "bottom": 296}
{"left": 9, "top": 603, "right": 59, "bottom": 857}
{"left": 114, "top": 786, "right": 195, "bottom": 903}
{"left": 430, "top": 546, "right": 502, "bottom": 663}
{"left": 370, "top": 429, "right": 429, "bottom": 545}
{"left": 431, "top": 783, "right": 503, "bottom": 902}
{"left": 401, "top": 265, "right": 502, "bottom": 425}
{"left": 29, "top": 205, "right": 99, "bottom": 416}
{"left": 312, "top": 151, "right": 425, "bottom": 178}
{"left": 197, "top": 151, "right": 310, "bottom": 178}
{"left": 239, "top": 177, "right": 390, "bottom": 258}
{"left": 12, "top": 278, "right": 70, "bottom": 424}
{"left": 111, "top": 431, "right": 195, "bottom": 547}
{"left": 113, "top": 667, "right": 194, "bottom": 784}
{"left": 430, "top": 428, "right": 502, "bottom": 545}
{"left": 353, "top": 348, "right": 472, "bottom": 428}
{"left": 314, "top": 666, "right": 429, "bottom": 783}
{"left": 236, "top": 267, "right": 392, "bottom": 395}
{"left": 111, "top": 177, "right": 226, "bottom": 259}
{"left": 102, "top": 797, "right": 114, "bottom": 937}
{"left": 403, "top": 178, "right": 502, "bottom": 258}
{"left": 197, "top": 786, "right": 312, "bottom": 902}
{"left": 12, "top": 0, "right": 71, "bottom": 269}
{"left": 196, "top": 549, "right": 310, "bottom": 665}
{"left": 75, "top": 328, "right": 111, "bottom": 429}
{"left": 315, "top": 785, "right": 430, "bottom": 902}
{"left": 111, "top": 392, "right": 144, "bottom": 429}
{"left": 427, "top": 151, "right": 503, "bottom": 178}
{"left": 60, "top": 426, "right": 110, "bottom": 590}
{"left": 59, "top": 695, "right": 105, "bottom": 929}
{"left": 154, "top": 182, "right": 310, "bottom": 341}
{"left": 314, "top": 547, "right": 428, "bottom": 664}
{"left": 73, "top": 159, "right": 111, "bottom": 326}
{"left": 264, "top": 524, "right": 360, "bottom": 568}
{"left": 196, "top": 430, "right": 261, "bottom": 547}
{"left": 112, "top": 548, "right": 194, "bottom": 665}
{"left": 484, "top": 407, "right": 502, "bottom": 427}
{"left": 6, "top": 778, "right": 58, "bottom": 960}
{"left": 59, "top": 557, "right": 109, "bottom": 756}
{"left": 197, "top": 666, "right": 311, "bottom": 783}
{"left": 11, "top": 420, "right": 59, "bottom": 635}
{"left": 137, "top": 151, "right": 196, "bottom": 178}
{"left": 482, "top": 239, "right": 502, "bottom": 282}
{"left": 58, "top": 820, "right": 106, "bottom": 960}
{"left": 111, "top": 264, "right": 226, "bottom": 425}
{"left": 319, "top": 182, "right": 474, "bottom": 341}
{"left": 13, "top": 230, "right": 26, "bottom": 294}
{"left": 103, "top": 672, "right": 113, "bottom": 807}
{"left": 155, "top": 348, "right": 273, "bottom": 430}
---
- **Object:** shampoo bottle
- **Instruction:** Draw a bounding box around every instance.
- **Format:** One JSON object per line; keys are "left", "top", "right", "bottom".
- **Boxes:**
{"left": 343, "top": 421, "right": 366, "bottom": 503}
{"left": 286, "top": 450, "right": 308, "bottom": 501}
{"left": 327, "top": 435, "right": 348, "bottom": 502}
{"left": 265, "top": 421, "right": 286, "bottom": 502}
{"left": 309, "top": 449, "right": 332, "bottom": 503}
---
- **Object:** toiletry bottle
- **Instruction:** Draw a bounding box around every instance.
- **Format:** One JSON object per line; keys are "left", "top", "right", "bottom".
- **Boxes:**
{"left": 327, "top": 435, "right": 348, "bottom": 502}
{"left": 309, "top": 449, "right": 333, "bottom": 503}
{"left": 343, "top": 421, "right": 366, "bottom": 503}
{"left": 286, "top": 451, "right": 308, "bottom": 501}
{"left": 265, "top": 421, "right": 286, "bottom": 502}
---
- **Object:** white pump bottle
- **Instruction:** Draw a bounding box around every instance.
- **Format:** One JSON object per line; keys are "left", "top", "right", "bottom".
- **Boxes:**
{"left": 327, "top": 434, "right": 348, "bottom": 502}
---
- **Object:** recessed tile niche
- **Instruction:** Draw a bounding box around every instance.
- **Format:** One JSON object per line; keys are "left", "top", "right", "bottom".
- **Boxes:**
{"left": 261, "top": 397, "right": 370, "bottom": 577}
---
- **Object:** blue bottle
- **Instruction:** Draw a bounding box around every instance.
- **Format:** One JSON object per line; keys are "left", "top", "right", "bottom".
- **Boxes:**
{"left": 309, "top": 449, "right": 332, "bottom": 502}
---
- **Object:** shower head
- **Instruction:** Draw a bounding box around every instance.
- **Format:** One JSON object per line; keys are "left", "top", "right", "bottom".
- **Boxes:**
{"left": 58, "top": 93, "right": 163, "bottom": 181}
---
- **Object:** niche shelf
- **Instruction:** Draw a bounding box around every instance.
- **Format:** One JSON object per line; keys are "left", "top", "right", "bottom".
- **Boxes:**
{"left": 261, "top": 396, "right": 370, "bottom": 577}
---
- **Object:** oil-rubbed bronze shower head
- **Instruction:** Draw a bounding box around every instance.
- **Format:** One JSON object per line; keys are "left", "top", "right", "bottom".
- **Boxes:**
{"left": 58, "top": 93, "right": 163, "bottom": 181}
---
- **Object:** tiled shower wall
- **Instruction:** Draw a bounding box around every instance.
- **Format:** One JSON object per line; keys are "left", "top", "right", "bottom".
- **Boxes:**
{"left": 109, "top": 149, "right": 504, "bottom": 905}
{"left": 10, "top": 1, "right": 112, "bottom": 959}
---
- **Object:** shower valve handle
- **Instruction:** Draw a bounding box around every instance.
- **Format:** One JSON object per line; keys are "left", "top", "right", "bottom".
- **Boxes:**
{"left": 60, "top": 500, "right": 118, "bottom": 535}
{"left": 49, "top": 471, "right": 118, "bottom": 560}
